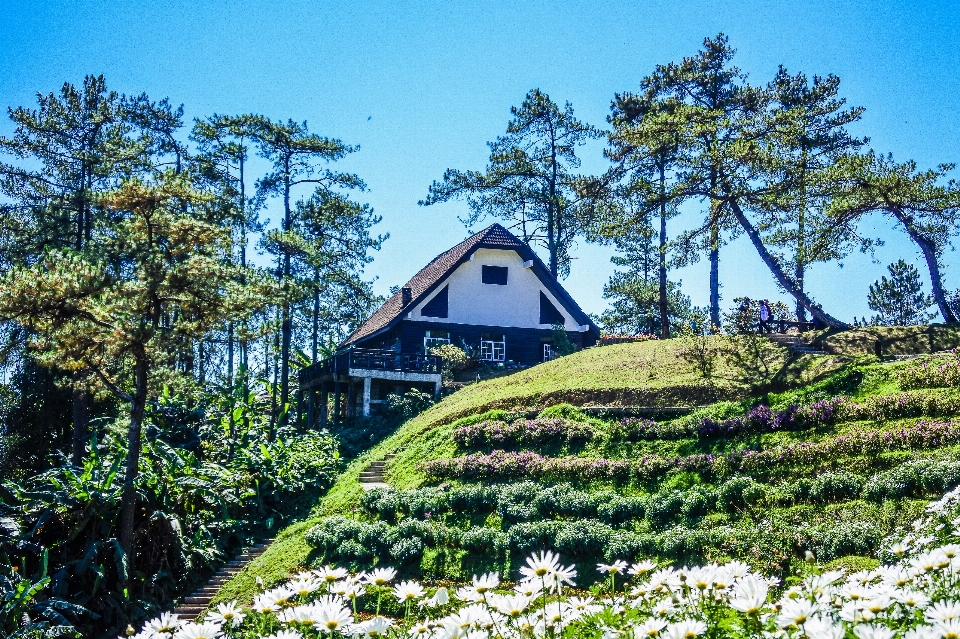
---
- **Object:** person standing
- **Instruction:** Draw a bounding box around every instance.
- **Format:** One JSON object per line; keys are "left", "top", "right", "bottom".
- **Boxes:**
{"left": 759, "top": 299, "right": 772, "bottom": 333}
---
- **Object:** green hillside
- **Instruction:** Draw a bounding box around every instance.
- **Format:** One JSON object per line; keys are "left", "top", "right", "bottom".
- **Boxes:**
{"left": 210, "top": 331, "right": 960, "bottom": 606}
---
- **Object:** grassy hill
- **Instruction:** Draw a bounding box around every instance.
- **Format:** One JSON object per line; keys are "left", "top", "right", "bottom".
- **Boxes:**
{"left": 209, "top": 329, "right": 960, "bottom": 607}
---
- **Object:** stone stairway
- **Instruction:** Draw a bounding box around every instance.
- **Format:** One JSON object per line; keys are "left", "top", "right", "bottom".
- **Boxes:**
{"left": 359, "top": 454, "right": 395, "bottom": 491}
{"left": 767, "top": 333, "right": 828, "bottom": 356}
{"left": 171, "top": 539, "right": 273, "bottom": 622}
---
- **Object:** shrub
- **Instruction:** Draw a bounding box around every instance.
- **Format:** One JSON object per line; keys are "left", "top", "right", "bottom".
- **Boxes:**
{"left": 429, "top": 343, "right": 474, "bottom": 372}
{"left": 717, "top": 476, "right": 764, "bottom": 512}
{"left": 681, "top": 488, "right": 713, "bottom": 519}
{"left": 360, "top": 487, "right": 403, "bottom": 521}
{"left": 452, "top": 418, "right": 593, "bottom": 450}
{"left": 809, "top": 472, "right": 865, "bottom": 503}
{"left": 897, "top": 349, "right": 960, "bottom": 390}
{"left": 388, "top": 537, "right": 424, "bottom": 563}
{"left": 597, "top": 495, "right": 645, "bottom": 525}
{"left": 554, "top": 519, "right": 614, "bottom": 559}
{"left": 807, "top": 521, "right": 880, "bottom": 561}
{"left": 460, "top": 527, "right": 508, "bottom": 556}
{"left": 305, "top": 516, "right": 390, "bottom": 558}
{"left": 646, "top": 491, "right": 685, "bottom": 527}
{"left": 507, "top": 521, "right": 563, "bottom": 554}
{"left": 531, "top": 483, "right": 597, "bottom": 519}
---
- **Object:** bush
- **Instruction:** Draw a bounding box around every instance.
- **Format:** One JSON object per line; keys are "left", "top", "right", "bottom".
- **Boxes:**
{"left": 554, "top": 519, "right": 614, "bottom": 559}
{"left": 507, "top": 521, "right": 563, "bottom": 554}
{"left": 681, "top": 488, "right": 713, "bottom": 519}
{"left": 429, "top": 344, "right": 474, "bottom": 372}
{"left": 717, "top": 476, "right": 765, "bottom": 512}
{"left": 646, "top": 491, "right": 685, "bottom": 527}
{"left": 386, "top": 389, "right": 435, "bottom": 421}
{"left": 807, "top": 521, "right": 880, "bottom": 561}
{"left": 809, "top": 472, "right": 865, "bottom": 503}
{"left": 597, "top": 495, "right": 645, "bottom": 525}
{"left": 460, "top": 527, "right": 508, "bottom": 556}
{"left": 897, "top": 349, "right": 960, "bottom": 390}
{"left": 388, "top": 537, "right": 424, "bottom": 563}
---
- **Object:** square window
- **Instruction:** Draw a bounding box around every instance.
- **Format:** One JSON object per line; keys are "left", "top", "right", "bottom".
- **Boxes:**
{"left": 480, "top": 335, "right": 505, "bottom": 361}
{"left": 481, "top": 265, "right": 508, "bottom": 285}
{"left": 424, "top": 330, "right": 450, "bottom": 353}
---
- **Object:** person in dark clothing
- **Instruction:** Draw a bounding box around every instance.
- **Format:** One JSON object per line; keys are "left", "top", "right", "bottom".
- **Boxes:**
{"left": 758, "top": 300, "right": 772, "bottom": 333}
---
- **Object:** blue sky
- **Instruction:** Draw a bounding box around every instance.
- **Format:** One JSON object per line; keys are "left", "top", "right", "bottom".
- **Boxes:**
{"left": 2, "top": 0, "right": 959, "bottom": 323}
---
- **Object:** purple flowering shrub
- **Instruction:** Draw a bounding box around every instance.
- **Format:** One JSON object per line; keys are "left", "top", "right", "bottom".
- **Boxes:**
{"left": 897, "top": 348, "right": 960, "bottom": 390}
{"left": 424, "top": 419, "right": 960, "bottom": 483}
{"left": 452, "top": 418, "right": 594, "bottom": 449}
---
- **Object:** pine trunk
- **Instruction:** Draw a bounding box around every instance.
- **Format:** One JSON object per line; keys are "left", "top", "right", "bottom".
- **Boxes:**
{"left": 893, "top": 209, "right": 958, "bottom": 323}
{"left": 658, "top": 163, "right": 670, "bottom": 338}
{"left": 118, "top": 358, "right": 148, "bottom": 588}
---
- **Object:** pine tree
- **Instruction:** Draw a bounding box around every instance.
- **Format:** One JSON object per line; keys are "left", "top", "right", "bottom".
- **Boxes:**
{"left": 421, "top": 89, "right": 601, "bottom": 278}
{"left": 252, "top": 119, "right": 360, "bottom": 429}
{"left": 0, "top": 172, "right": 273, "bottom": 577}
{"left": 603, "top": 86, "right": 685, "bottom": 337}
{"left": 867, "top": 259, "right": 935, "bottom": 326}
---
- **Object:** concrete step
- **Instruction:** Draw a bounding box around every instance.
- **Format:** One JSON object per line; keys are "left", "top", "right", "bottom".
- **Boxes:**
{"left": 184, "top": 596, "right": 215, "bottom": 605}
{"left": 361, "top": 482, "right": 391, "bottom": 491}
{"left": 359, "top": 473, "right": 385, "bottom": 480}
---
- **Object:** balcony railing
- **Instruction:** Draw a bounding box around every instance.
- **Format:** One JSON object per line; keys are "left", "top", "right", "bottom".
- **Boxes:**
{"left": 300, "top": 348, "right": 443, "bottom": 386}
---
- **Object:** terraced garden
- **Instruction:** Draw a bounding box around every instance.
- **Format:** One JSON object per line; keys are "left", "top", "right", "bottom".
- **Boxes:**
{"left": 210, "top": 331, "right": 960, "bottom": 607}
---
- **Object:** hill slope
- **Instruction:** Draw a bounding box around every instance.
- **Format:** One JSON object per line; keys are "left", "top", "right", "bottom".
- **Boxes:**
{"left": 210, "top": 332, "right": 960, "bottom": 606}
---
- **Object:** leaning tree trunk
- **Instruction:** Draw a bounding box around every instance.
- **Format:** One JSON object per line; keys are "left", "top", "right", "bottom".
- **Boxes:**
{"left": 729, "top": 200, "right": 849, "bottom": 328}
{"left": 118, "top": 357, "right": 149, "bottom": 589}
{"left": 892, "top": 209, "right": 958, "bottom": 324}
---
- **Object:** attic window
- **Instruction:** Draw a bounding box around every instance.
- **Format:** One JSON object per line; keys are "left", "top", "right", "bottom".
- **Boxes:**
{"left": 481, "top": 265, "right": 508, "bottom": 285}
{"left": 421, "top": 285, "right": 448, "bottom": 318}
{"left": 539, "top": 291, "right": 566, "bottom": 325}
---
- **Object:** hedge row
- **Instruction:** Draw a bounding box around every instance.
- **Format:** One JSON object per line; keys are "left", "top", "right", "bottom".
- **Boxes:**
{"left": 304, "top": 513, "right": 880, "bottom": 572}
{"left": 451, "top": 390, "right": 960, "bottom": 451}
{"left": 363, "top": 459, "right": 960, "bottom": 527}
{"left": 425, "top": 420, "right": 960, "bottom": 483}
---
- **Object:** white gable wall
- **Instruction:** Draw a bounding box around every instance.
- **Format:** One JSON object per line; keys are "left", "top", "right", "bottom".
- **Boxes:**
{"left": 408, "top": 248, "right": 579, "bottom": 330}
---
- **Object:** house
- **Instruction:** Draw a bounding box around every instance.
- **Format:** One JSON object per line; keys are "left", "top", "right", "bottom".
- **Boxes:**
{"left": 298, "top": 223, "right": 600, "bottom": 424}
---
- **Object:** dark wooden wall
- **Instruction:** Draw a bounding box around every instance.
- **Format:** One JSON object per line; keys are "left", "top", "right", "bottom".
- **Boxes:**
{"left": 354, "top": 320, "right": 596, "bottom": 365}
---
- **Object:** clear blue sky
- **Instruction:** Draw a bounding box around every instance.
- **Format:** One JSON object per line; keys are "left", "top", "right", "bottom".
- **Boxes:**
{"left": 2, "top": 0, "right": 959, "bottom": 324}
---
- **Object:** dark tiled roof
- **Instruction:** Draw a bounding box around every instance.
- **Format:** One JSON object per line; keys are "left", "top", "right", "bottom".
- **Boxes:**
{"left": 340, "top": 223, "right": 597, "bottom": 347}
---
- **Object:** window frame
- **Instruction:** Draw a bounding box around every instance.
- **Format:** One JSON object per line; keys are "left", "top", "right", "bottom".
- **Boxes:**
{"left": 423, "top": 330, "right": 450, "bottom": 353}
{"left": 481, "top": 265, "right": 508, "bottom": 286}
{"left": 479, "top": 335, "right": 506, "bottom": 362}
{"left": 543, "top": 343, "right": 554, "bottom": 362}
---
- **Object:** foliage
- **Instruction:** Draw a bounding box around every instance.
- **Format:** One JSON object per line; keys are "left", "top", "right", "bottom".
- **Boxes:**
{"left": 420, "top": 88, "right": 601, "bottom": 278}
{"left": 0, "top": 410, "right": 340, "bottom": 638}
{"left": 429, "top": 344, "right": 474, "bottom": 381}
{"left": 385, "top": 389, "right": 435, "bottom": 422}
{"left": 868, "top": 259, "right": 936, "bottom": 326}
{"left": 896, "top": 349, "right": 960, "bottom": 390}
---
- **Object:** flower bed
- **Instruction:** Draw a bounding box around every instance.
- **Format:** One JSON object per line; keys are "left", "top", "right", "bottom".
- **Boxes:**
{"left": 897, "top": 348, "right": 960, "bottom": 389}
{"left": 452, "top": 418, "right": 594, "bottom": 449}
{"left": 130, "top": 487, "right": 960, "bottom": 639}
{"left": 425, "top": 420, "right": 960, "bottom": 483}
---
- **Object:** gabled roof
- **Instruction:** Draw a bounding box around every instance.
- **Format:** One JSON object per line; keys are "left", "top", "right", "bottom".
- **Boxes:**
{"left": 340, "top": 223, "right": 600, "bottom": 347}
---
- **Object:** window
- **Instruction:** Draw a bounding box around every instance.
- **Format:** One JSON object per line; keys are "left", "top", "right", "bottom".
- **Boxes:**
{"left": 481, "top": 265, "right": 508, "bottom": 285}
{"left": 539, "top": 291, "right": 566, "bottom": 325}
{"left": 421, "top": 285, "right": 448, "bottom": 318}
{"left": 480, "top": 333, "right": 505, "bottom": 361}
{"left": 424, "top": 330, "right": 450, "bottom": 353}
{"left": 543, "top": 343, "right": 554, "bottom": 362}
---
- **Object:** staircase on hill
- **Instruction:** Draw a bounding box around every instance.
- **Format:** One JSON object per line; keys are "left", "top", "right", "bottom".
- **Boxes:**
{"left": 767, "top": 333, "right": 828, "bottom": 355}
{"left": 171, "top": 539, "right": 273, "bottom": 622}
{"left": 359, "top": 454, "right": 395, "bottom": 491}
